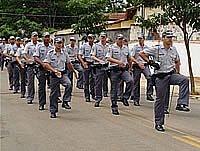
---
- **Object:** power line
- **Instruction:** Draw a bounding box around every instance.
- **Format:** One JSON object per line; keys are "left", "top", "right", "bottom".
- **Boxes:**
{"left": 0, "top": 12, "right": 78, "bottom": 18}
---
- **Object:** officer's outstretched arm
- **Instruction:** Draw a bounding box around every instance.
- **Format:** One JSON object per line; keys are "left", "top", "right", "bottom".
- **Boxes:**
{"left": 16, "top": 56, "right": 24, "bottom": 68}
{"left": 91, "top": 55, "right": 105, "bottom": 64}
{"left": 128, "top": 59, "right": 132, "bottom": 68}
{"left": 34, "top": 56, "right": 45, "bottom": 67}
{"left": 43, "top": 63, "right": 57, "bottom": 73}
{"left": 78, "top": 54, "right": 84, "bottom": 65}
{"left": 107, "top": 57, "right": 123, "bottom": 65}
{"left": 139, "top": 51, "right": 149, "bottom": 62}
{"left": 22, "top": 54, "right": 32, "bottom": 64}
{"left": 67, "top": 62, "right": 78, "bottom": 79}
{"left": 131, "top": 56, "right": 140, "bottom": 65}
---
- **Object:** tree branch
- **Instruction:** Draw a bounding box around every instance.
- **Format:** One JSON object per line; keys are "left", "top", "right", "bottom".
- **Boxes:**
{"left": 188, "top": 30, "right": 195, "bottom": 41}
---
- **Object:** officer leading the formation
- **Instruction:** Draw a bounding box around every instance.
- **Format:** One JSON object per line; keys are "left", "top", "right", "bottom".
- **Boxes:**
{"left": 43, "top": 37, "right": 78, "bottom": 118}
{"left": 140, "top": 31, "right": 190, "bottom": 132}
{"left": 106, "top": 34, "right": 133, "bottom": 115}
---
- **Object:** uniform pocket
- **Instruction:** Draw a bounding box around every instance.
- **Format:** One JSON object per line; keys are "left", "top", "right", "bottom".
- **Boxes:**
{"left": 158, "top": 53, "right": 165, "bottom": 62}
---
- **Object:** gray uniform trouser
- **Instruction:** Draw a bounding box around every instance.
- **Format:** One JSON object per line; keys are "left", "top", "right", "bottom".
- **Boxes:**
{"left": 0, "top": 57, "right": 4, "bottom": 70}
{"left": 103, "top": 72, "right": 108, "bottom": 95}
{"left": 19, "top": 66, "right": 26, "bottom": 95}
{"left": 110, "top": 70, "right": 133, "bottom": 109}
{"left": 12, "top": 63, "right": 20, "bottom": 91}
{"left": 93, "top": 68, "right": 106, "bottom": 102}
{"left": 37, "top": 68, "right": 47, "bottom": 106}
{"left": 117, "top": 80, "right": 124, "bottom": 100}
{"left": 164, "top": 85, "right": 170, "bottom": 110}
{"left": 26, "top": 66, "right": 35, "bottom": 101}
{"left": 83, "top": 67, "right": 95, "bottom": 99}
{"left": 132, "top": 65, "right": 153, "bottom": 102}
{"left": 50, "top": 74, "right": 72, "bottom": 113}
{"left": 7, "top": 62, "right": 13, "bottom": 89}
{"left": 155, "top": 73, "right": 189, "bottom": 125}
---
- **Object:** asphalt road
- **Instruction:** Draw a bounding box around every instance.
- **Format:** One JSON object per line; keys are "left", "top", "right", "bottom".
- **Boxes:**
{"left": 1, "top": 70, "right": 200, "bottom": 151}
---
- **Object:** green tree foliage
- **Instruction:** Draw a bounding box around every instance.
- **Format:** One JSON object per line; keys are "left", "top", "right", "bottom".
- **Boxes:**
{"left": 0, "top": 0, "right": 76, "bottom": 37}
{"left": 67, "top": 0, "right": 109, "bottom": 35}
{"left": 136, "top": 13, "right": 170, "bottom": 32}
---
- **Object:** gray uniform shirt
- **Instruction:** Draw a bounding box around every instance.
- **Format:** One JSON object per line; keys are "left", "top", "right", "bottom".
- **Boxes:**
{"left": 91, "top": 41, "right": 109, "bottom": 64}
{"left": 15, "top": 47, "right": 26, "bottom": 63}
{"left": 78, "top": 42, "right": 93, "bottom": 62}
{"left": 0, "top": 43, "right": 6, "bottom": 54}
{"left": 22, "top": 41, "right": 39, "bottom": 61}
{"left": 3, "top": 44, "right": 16, "bottom": 61}
{"left": 44, "top": 48, "right": 70, "bottom": 72}
{"left": 106, "top": 43, "right": 131, "bottom": 66}
{"left": 131, "top": 44, "right": 149, "bottom": 64}
{"left": 66, "top": 44, "right": 79, "bottom": 62}
{"left": 33, "top": 43, "right": 54, "bottom": 62}
{"left": 10, "top": 44, "right": 24, "bottom": 62}
{"left": 143, "top": 44, "right": 180, "bottom": 74}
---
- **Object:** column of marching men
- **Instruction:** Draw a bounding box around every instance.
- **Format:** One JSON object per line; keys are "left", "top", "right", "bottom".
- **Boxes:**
{"left": 0, "top": 30, "right": 191, "bottom": 132}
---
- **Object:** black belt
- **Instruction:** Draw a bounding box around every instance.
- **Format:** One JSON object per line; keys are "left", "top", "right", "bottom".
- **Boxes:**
{"left": 132, "top": 63, "right": 147, "bottom": 69}
{"left": 91, "top": 63, "right": 109, "bottom": 69}
{"left": 155, "top": 70, "right": 176, "bottom": 79}
{"left": 25, "top": 63, "right": 36, "bottom": 67}
{"left": 83, "top": 58, "right": 93, "bottom": 65}
{"left": 50, "top": 70, "right": 67, "bottom": 78}
{"left": 11, "top": 61, "right": 18, "bottom": 65}
{"left": 109, "top": 64, "right": 129, "bottom": 72}
{"left": 71, "top": 60, "right": 80, "bottom": 64}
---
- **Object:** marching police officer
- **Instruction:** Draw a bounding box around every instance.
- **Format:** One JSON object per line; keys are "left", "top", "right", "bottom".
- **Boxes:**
{"left": 130, "top": 34, "right": 154, "bottom": 106}
{"left": 78, "top": 34, "right": 95, "bottom": 102}
{"left": 22, "top": 32, "right": 39, "bottom": 104}
{"left": 106, "top": 34, "right": 133, "bottom": 115}
{"left": 140, "top": 31, "right": 190, "bottom": 132}
{"left": 66, "top": 36, "right": 83, "bottom": 89}
{"left": 15, "top": 40, "right": 27, "bottom": 98}
{"left": 3, "top": 36, "right": 16, "bottom": 90}
{"left": 91, "top": 32, "right": 109, "bottom": 107}
{"left": 10, "top": 37, "right": 24, "bottom": 94}
{"left": 0, "top": 38, "right": 6, "bottom": 71}
{"left": 117, "top": 38, "right": 129, "bottom": 101}
{"left": 33, "top": 32, "right": 54, "bottom": 110}
{"left": 43, "top": 37, "right": 78, "bottom": 118}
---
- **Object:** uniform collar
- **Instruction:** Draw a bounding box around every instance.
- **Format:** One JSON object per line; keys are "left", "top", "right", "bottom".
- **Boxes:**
{"left": 68, "top": 44, "right": 77, "bottom": 49}
{"left": 86, "top": 42, "right": 93, "bottom": 48}
{"left": 113, "top": 43, "right": 126, "bottom": 49}
{"left": 160, "top": 44, "right": 172, "bottom": 50}
{"left": 137, "top": 43, "right": 148, "bottom": 49}
{"left": 30, "top": 41, "right": 38, "bottom": 46}
{"left": 96, "top": 41, "right": 109, "bottom": 47}
{"left": 53, "top": 48, "right": 64, "bottom": 55}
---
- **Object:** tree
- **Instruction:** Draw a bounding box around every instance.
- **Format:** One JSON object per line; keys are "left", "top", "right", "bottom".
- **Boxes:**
{"left": 67, "top": 0, "right": 109, "bottom": 35}
{"left": 136, "top": 0, "right": 200, "bottom": 94}
{"left": 0, "top": 0, "right": 76, "bottom": 31}
{"left": 136, "top": 13, "right": 170, "bottom": 36}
